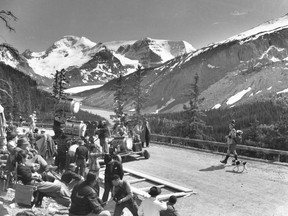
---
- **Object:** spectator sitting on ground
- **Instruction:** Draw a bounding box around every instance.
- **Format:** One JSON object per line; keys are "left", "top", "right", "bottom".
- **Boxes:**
{"left": 16, "top": 150, "right": 71, "bottom": 207}
{"left": 15, "top": 136, "right": 57, "bottom": 173}
{"left": 61, "top": 163, "right": 83, "bottom": 190}
{"left": 6, "top": 132, "right": 18, "bottom": 155}
{"left": 160, "top": 195, "right": 179, "bottom": 216}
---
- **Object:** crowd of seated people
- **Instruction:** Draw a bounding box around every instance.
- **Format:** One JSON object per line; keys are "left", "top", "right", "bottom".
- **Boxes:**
{"left": 0, "top": 119, "right": 182, "bottom": 216}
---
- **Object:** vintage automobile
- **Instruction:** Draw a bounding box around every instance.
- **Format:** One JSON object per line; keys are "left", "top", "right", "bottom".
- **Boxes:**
{"left": 108, "top": 136, "right": 150, "bottom": 162}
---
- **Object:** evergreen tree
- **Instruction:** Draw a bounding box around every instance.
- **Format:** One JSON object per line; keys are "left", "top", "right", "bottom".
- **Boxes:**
{"left": 0, "top": 10, "right": 21, "bottom": 60}
{"left": 52, "top": 70, "right": 59, "bottom": 99}
{"left": 182, "top": 72, "right": 207, "bottom": 139}
{"left": 130, "top": 65, "right": 148, "bottom": 121}
{"left": 52, "top": 69, "right": 68, "bottom": 100}
{"left": 111, "top": 74, "right": 127, "bottom": 123}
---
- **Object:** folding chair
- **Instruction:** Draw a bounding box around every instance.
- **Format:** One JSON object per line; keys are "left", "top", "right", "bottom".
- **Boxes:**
{"left": 14, "top": 162, "right": 37, "bottom": 206}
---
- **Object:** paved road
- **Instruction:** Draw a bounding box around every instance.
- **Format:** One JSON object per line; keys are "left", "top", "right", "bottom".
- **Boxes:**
{"left": 123, "top": 144, "right": 288, "bottom": 216}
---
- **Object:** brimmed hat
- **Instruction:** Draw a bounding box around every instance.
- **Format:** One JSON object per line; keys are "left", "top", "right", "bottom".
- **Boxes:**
{"left": 148, "top": 186, "right": 161, "bottom": 197}
{"left": 17, "top": 137, "right": 30, "bottom": 146}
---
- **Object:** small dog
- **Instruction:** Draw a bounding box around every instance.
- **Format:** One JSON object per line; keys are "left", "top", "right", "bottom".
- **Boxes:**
{"left": 232, "top": 159, "right": 248, "bottom": 172}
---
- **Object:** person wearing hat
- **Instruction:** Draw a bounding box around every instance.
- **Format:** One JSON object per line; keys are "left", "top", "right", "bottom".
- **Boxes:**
{"left": 102, "top": 154, "right": 124, "bottom": 203}
{"left": 55, "top": 131, "right": 69, "bottom": 174}
{"left": 138, "top": 186, "right": 167, "bottom": 216}
{"left": 6, "top": 131, "right": 18, "bottom": 155}
{"left": 5, "top": 132, "right": 19, "bottom": 181}
{"left": 111, "top": 174, "right": 138, "bottom": 216}
{"left": 140, "top": 119, "right": 151, "bottom": 148}
{"left": 61, "top": 163, "right": 83, "bottom": 186}
{"left": 16, "top": 136, "right": 57, "bottom": 173}
{"left": 220, "top": 120, "right": 238, "bottom": 164}
{"left": 88, "top": 142, "right": 102, "bottom": 173}
{"left": 160, "top": 195, "right": 179, "bottom": 216}
{"left": 69, "top": 171, "right": 111, "bottom": 216}
{"left": 95, "top": 120, "right": 110, "bottom": 154}
{"left": 16, "top": 150, "right": 71, "bottom": 207}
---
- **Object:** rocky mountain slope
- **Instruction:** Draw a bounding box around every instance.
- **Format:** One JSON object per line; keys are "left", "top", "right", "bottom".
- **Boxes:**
{"left": 81, "top": 13, "right": 288, "bottom": 113}
{"left": 0, "top": 36, "right": 194, "bottom": 88}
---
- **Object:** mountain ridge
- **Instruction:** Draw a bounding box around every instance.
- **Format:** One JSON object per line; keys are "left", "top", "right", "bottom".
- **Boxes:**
{"left": 0, "top": 36, "right": 194, "bottom": 88}
{"left": 81, "top": 13, "right": 288, "bottom": 113}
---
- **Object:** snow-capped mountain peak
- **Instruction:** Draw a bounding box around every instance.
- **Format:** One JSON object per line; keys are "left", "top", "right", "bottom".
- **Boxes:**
{"left": 0, "top": 36, "right": 194, "bottom": 87}
{"left": 226, "top": 13, "right": 288, "bottom": 43}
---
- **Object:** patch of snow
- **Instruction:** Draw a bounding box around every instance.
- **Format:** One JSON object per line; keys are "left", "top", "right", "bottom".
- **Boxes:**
{"left": 267, "top": 86, "right": 272, "bottom": 90}
{"left": 31, "top": 51, "right": 45, "bottom": 57}
{"left": 212, "top": 104, "right": 221, "bottom": 109}
{"left": 226, "top": 87, "right": 252, "bottom": 105}
{"left": 0, "top": 51, "right": 18, "bottom": 68}
{"left": 64, "top": 84, "right": 103, "bottom": 94}
{"left": 28, "top": 47, "right": 93, "bottom": 78}
{"left": 114, "top": 53, "right": 139, "bottom": 76}
{"left": 183, "top": 41, "right": 196, "bottom": 53}
{"left": 74, "top": 37, "right": 96, "bottom": 48}
{"left": 255, "top": 62, "right": 262, "bottom": 67}
{"left": 103, "top": 40, "right": 136, "bottom": 51}
{"left": 277, "top": 88, "right": 288, "bottom": 94}
{"left": 249, "top": 93, "right": 254, "bottom": 97}
{"left": 256, "top": 90, "right": 262, "bottom": 95}
{"left": 227, "top": 14, "right": 288, "bottom": 43}
{"left": 260, "top": 46, "right": 285, "bottom": 59}
{"left": 179, "top": 14, "right": 288, "bottom": 68}
{"left": 156, "top": 98, "right": 175, "bottom": 113}
{"left": 270, "top": 56, "right": 280, "bottom": 62}
{"left": 207, "top": 64, "right": 218, "bottom": 68}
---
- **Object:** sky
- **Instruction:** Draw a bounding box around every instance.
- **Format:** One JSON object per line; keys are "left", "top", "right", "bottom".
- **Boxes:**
{"left": 1, "top": 0, "right": 288, "bottom": 53}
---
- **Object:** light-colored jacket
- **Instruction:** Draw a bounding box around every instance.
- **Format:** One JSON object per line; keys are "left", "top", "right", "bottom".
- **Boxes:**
{"left": 138, "top": 197, "right": 167, "bottom": 216}
{"left": 227, "top": 128, "right": 236, "bottom": 145}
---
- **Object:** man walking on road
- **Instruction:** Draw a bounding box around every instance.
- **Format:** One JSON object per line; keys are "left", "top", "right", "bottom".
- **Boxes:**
{"left": 220, "top": 120, "right": 238, "bottom": 164}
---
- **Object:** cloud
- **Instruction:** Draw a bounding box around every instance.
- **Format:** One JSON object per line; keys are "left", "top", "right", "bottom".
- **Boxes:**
{"left": 231, "top": 10, "right": 247, "bottom": 16}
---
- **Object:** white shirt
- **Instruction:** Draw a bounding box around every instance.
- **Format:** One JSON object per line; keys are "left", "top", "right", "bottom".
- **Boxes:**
{"left": 68, "top": 144, "right": 79, "bottom": 154}
{"left": 138, "top": 197, "right": 167, "bottom": 216}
